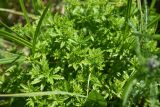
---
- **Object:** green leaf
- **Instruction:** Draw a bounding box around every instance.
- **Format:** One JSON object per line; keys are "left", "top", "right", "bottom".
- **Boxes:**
{"left": 0, "top": 56, "right": 25, "bottom": 64}
{"left": 0, "top": 91, "right": 87, "bottom": 98}
{"left": 83, "top": 90, "right": 107, "bottom": 107}
{"left": 31, "top": 76, "right": 44, "bottom": 85}
{"left": 19, "top": 0, "right": 31, "bottom": 26}
{"left": 147, "top": 15, "right": 160, "bottom": 28}
{"left": 0, "top": 30, "right": 32, "bottom": 48}
{"left": 32, "top": 1, "right": 51, "bottom": 54}
{"left": 0, "top": 20, "right": 19, "bottom": 36}
{"left": 122, "top": 79, "right": 137, "bottom": 107}
{"left": 152, "top": 34, "right": 160, "bottom": 40}
{"left": 52, "top": 75, "right": 64, "bottom": 80}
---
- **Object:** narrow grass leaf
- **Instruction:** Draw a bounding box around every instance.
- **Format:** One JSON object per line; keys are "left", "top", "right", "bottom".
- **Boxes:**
{"left": 0, "top": 91, "right": 87, "bottom": 98}
{"left": 122, "top": 70, "right": 138, "bottom": 107}
{"left": 0, "top": 56, "right": 25, "bottom": 65}
{"left": 87, "top": 73, "right": 91, "bottom": 96}
{"left": 125, "top": 0, "right": 132, "bottom": 21}
{"left": 150, "top": 82, "right": 158, "bottom": 107}
{"left": 0, "top": 30, "right": 32, "bottom": 48}
{"left": 152, "top": 34, "right": 160, "bottom": 40}
{"left": 150, "top": 0, "right": 156, "bottom": 9}
{"left": 147, "top": 15, "right": 160, "bottom": 28}
{"left": 122, "top": 79, "right": 137, "bottom": 107}
{"left": 124, "top": 0, "right": 132, "bottom": 30}
{"left": 0, "top": 20, "right": 20, "bottom": 36}
{"left": 32, "top": 1, "right": 51, "bottom": 53}
{"left": 123, "top": 0, "right": 132, "bottom": 43}
{"left": 19, "top": 0, "right": 31, "bottom": 26}
{"left": 144, "top": 0, "right": 148, "bottom": 30}
{"left": 31, "top": 0, "right": 40, "bottom": 14}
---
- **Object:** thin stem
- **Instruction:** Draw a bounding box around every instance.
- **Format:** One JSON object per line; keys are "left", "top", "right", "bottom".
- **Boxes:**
{"left": 0, "top": 8, "right": 36, "bottom": 19}
{"left": 87, "top": 73, "right": 91, "bottom": 96}
{"left": 144, "top": 0, "right": 148, "bottom": 31}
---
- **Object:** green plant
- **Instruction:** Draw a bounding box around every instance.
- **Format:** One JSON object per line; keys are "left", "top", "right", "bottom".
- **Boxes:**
{"left": 0, "top": 0, "right": 160, "bottom": 107}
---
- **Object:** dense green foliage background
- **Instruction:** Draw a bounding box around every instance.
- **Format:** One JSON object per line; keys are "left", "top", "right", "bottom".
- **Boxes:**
{"left": 0, "top": 0, "right": 160, "bottom": 106}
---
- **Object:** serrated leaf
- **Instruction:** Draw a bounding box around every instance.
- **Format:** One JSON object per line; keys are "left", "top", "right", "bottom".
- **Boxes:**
{"left": 20, "top": 84, "right": 29, "bottom": 91}
{"left": 52, "top": 75, "right": 64, "bottom": 80}
{"left": 60, "top": 41, "right": 65, "bottom": 49}
{"left": 31, "top": 76, "right": 44, "bottom": 85}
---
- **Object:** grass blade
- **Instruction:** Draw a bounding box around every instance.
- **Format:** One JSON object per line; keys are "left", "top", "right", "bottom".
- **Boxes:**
{"left": 150, "top": 82, "right": 158, "bottom": 107}
{"left": 19, "top": 0, "right": 31, "bottom": 26}
{"left": 147, "top": 15, "right": 160, "bottom": 28}
{"left": 0, "top": 30, "right": 32, "bottom": 48}
{"left": 124, "top": 0, "right": 132, "bottom": 31}
{"left": 0, "top": 56, "right": 25, "bottom": 65}
{"left": 122, "top": 79, "right": 137, "bottom": 107}
{"left": 0, "top": 20, "right": 20, "bottom": 36}
{"left": 32, "top": 1, "right": 51, "bottom": 54}
{"left": 150, "top": 0, "right": 156, "bottom": 10}
{"left": 125, "top": 0, "right": 132, "bottom": 21}
{"left": 122, "top": 70, "right": 138, "bottom": 107}
{"left": 0, "top": 20, "right": 32, "bottom": 39}
{"left": 0, "top": 91, "right": 87, "bottom": 98}
{"left": 144, "top": 0, "right": 148, "bottom": 31}
{"left": 87, "top": 73, "right": 91, "bottom": 97}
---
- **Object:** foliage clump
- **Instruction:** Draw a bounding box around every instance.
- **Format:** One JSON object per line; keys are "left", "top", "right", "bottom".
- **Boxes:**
{"left": 0, "top": 0, "right": 160, "bottom": 106}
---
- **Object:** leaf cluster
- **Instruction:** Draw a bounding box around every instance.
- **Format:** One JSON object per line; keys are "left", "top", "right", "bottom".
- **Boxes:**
{"left": 0, "top": 0, "right": 160, "bottom": 107}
